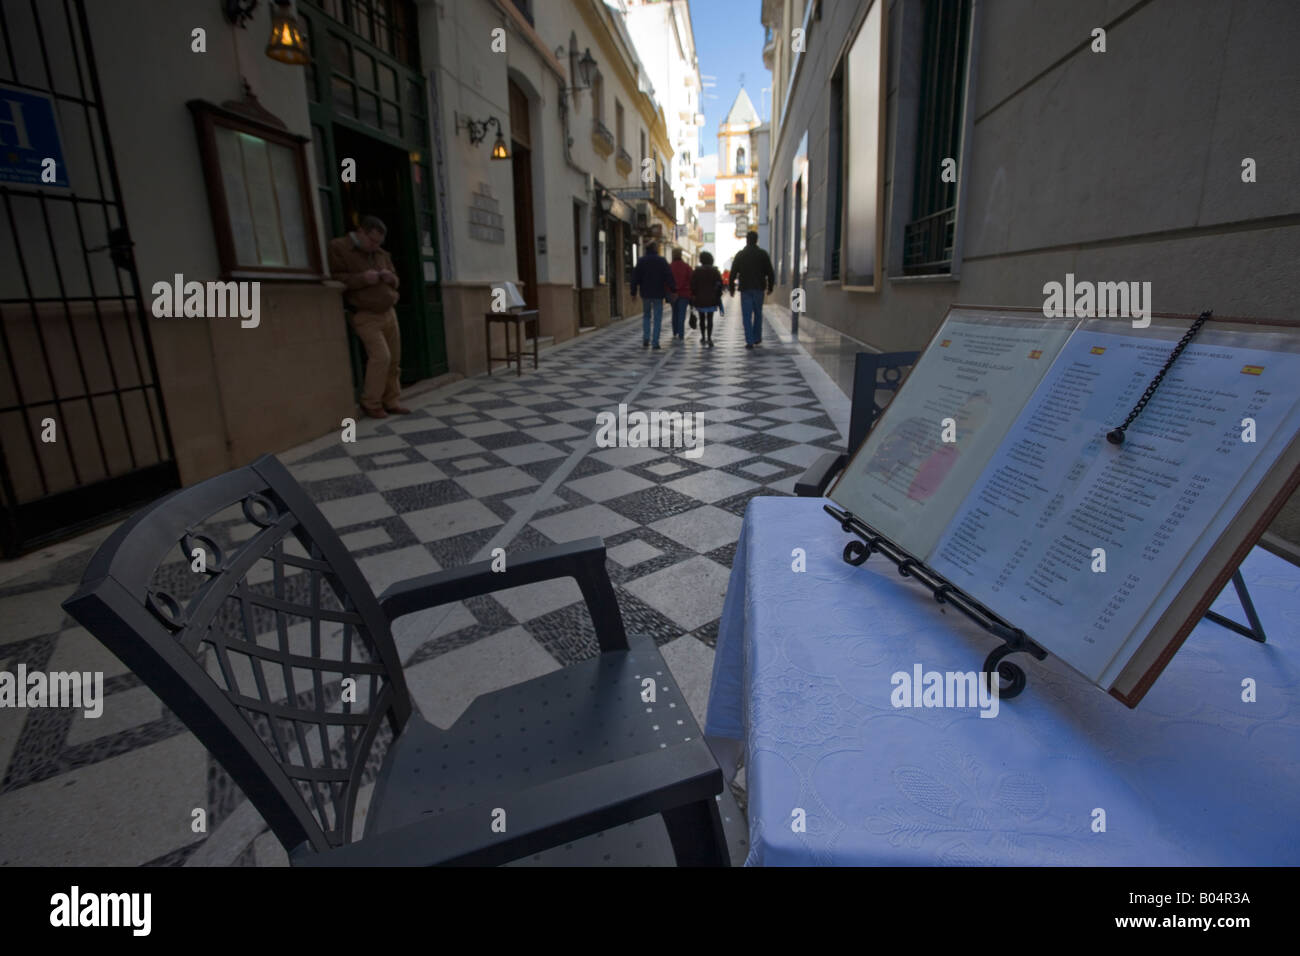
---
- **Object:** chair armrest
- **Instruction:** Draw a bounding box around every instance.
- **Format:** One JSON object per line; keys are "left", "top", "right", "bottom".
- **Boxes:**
{"left": 378, "top": 537, "right": 628, "bottom": 652}
{"left": 794, "top": 451, "right": 847, "bottom": 497}
{"left": 290, "top": 738, "right": 722, "bottom": 867}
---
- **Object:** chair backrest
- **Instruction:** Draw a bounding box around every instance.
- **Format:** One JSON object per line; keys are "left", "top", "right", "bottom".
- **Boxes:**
{"left": 62, "top": 453, "right": 412, "bottom": 854}
{"left": 847, "top": 350, "right": 921, "bottom": 454}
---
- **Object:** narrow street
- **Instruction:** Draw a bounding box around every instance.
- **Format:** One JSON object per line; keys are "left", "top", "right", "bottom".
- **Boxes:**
{"left": 0, "top": 304, "right": 848, "bottom": 866}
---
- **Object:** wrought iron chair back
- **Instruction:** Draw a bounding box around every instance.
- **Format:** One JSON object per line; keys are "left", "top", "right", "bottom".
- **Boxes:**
{"left": 64, "top": 455, "right": 410, "bottom": 854}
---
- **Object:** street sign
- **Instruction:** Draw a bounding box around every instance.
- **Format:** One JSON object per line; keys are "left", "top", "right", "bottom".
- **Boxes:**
{"left": 0, "top": 82, "right": 70, "bottom": 190}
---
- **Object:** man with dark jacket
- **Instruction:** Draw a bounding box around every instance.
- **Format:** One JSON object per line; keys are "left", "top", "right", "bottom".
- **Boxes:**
{"left": 327, "top": 215, "right": 408, "bottom": 417}
{"left": 630, "top": 241, "right": 676, "bottom": 349}
{"left": 727, "top": 231, "right": 775, "bottom": 349}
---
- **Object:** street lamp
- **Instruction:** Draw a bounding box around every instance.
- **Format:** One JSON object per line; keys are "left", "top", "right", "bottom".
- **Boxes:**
{"left": 222, "top": 0, "right": 310, "bottom": 66}
{"left": 555, "top": 37, "right": 597, "bottom": 93}
{"left": 455, "top": 114, "right": 511, "bottom": 160}
{"left": 599, "top": 190, "right": 614, "bottom": 214}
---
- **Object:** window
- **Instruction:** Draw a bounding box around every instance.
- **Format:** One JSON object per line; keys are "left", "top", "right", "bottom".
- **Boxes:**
{"left": 839, "top": 0, "right": 885, "bottom": 290}
{"left": 735, "top": 191, "right": 744, "bottom": 205}
{"left": 640, "top": 129, "right": 647, "bottom": 167}
{"left": 188, "top": 99, "right": 323, "bottom": 278}
{"left": 615, "top": 100, "right": 625, "bottom": 149}
{"left": 592, "top": 71, "right": 605, "bottom": 122}
{"left": 735, "top": 146, "right": 746, "bottom": 173}
{"left": 827, "top": 59, "right": 844, "bottom": 279}
{"left": 903, "top": 0, "right": 973, "bottom": 275}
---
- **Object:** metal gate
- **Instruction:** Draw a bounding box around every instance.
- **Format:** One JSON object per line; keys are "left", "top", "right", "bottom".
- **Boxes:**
{"left": 0, "top": 0, "right": 177, "bottom": 557}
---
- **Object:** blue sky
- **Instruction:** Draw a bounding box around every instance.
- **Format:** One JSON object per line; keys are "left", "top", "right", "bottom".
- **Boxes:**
{"left": 688, "top": 0, "right": 769, "bottom": 169}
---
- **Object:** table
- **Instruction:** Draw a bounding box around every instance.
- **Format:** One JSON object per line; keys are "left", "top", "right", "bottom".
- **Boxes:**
{"left": 485, "top": 309, "right": 539, "bottom": 376}
{"left": 705, "top": 496, "right": 1300, "bottom": 866}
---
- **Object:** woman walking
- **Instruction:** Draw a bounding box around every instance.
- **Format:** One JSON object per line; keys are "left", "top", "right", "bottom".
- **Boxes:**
{"left": 689, "top": 251, "right": 724, "bottom": 349}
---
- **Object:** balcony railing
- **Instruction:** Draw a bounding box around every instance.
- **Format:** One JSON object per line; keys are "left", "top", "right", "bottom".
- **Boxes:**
{"left": 616, "top": 147, "right": 633, "bottom": 173}
{"left": 592, "top": 118, "right": 614, "bottom": 155}
{"left": 902, "top": 205, "right": 956, "bottom": 275}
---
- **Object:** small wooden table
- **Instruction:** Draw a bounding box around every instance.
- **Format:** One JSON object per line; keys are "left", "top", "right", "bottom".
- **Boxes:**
{"left": 484, "top": 309, "right": 540, "bottom": 377}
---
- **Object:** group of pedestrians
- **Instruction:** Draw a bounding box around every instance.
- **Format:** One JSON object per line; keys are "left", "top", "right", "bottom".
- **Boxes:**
{"left": 630, "top": 231, "right": 775, "bottom": 351}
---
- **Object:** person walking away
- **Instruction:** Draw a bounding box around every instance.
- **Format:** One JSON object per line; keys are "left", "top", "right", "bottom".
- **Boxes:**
{"left": 327, "top": 215, "right": 409, "bottom": 418}
{"left": 689, "top": 251, "right": 724, "bottom": 349}
{"left": 669, "top": 248, "right": 693, "bottom": 341}
{"left": 727, "top": 231, "right": 775, "bottom": 349}
{"left": 630, "top": 241, "right": 676, "bottom": 349}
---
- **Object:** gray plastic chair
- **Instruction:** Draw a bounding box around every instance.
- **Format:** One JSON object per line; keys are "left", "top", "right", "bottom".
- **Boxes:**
{"left": 62, "top": 453, "right": 729, "bottom": 865}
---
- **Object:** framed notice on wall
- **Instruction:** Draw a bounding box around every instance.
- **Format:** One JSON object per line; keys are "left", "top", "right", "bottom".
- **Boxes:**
{"left": 188, "top": 95, "right": 324, "bottom": 280}
{"left": 838, "top": 0, "right": 886, "bottom": 291}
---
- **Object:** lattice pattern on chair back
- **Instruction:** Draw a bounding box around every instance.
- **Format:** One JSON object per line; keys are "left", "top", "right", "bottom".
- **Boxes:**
{"left": 64, "top": 455, "right": 412, "bottom": 854}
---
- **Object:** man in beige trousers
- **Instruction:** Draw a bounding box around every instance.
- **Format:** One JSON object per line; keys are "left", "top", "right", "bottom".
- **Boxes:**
{"left": 327, "top": 215, "right": 411, "bottom": 418}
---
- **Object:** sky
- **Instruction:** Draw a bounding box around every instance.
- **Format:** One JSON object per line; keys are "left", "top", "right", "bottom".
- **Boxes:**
{"left": 687, "top": 0, "right": 770, "bottom": 175}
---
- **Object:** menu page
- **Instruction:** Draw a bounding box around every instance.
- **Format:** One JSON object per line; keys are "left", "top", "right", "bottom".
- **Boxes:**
{"left": 929, "top": 322, "right": 1300, "bottom": 682}
{"left": 829, "top": 310, "right": 1077, "bottom": 559}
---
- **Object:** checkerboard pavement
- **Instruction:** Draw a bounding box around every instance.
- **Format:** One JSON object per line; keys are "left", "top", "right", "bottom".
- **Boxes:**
{"left": 0, "top": 304, "right": 849, "bottom": 866}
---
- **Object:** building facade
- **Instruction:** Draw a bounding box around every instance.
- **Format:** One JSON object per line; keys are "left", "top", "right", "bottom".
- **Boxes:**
{"left": 624, "top": 0, "right": 705, "bottom": 263}
{"left": 761, "top": 0, "right": 1300, "bottom": 366}
{"left": 713, "top": 87, "right": 762, "bottom": 272}
{"left": 0, "top": 0, "right": 675, "bottom": 556}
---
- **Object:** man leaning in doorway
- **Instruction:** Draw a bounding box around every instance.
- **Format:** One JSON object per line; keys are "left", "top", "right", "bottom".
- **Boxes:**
{"left": 728, "top": 230, "right": 775, "bottom": 350}
{"left": 328, "top": 215, "right": 411, "bottom": 418}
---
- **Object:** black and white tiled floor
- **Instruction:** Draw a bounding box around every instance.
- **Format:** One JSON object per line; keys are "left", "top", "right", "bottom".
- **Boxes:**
{"left": 0, "top": 304, "right": 849, "bottom": 866}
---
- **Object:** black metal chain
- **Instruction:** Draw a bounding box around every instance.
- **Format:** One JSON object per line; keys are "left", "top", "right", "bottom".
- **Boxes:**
{"left": 1106, "top": 310, "right": 1212, "bottom": 445}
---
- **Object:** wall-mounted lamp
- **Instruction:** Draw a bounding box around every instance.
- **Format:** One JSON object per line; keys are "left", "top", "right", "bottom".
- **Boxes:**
{"left": 598, "top": 190, "right": 614, "bottom": 214}
{"left": 222, "top": 0, "right": 310, "bottom": 65}
{"left": 455, "top": 114, "right": 510, "bottom": 160}
{"left": 555, "top": 41, "right": 597, "bottom": 94}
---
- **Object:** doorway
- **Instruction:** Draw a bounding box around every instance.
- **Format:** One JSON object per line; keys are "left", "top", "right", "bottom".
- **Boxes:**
{"left": 333, "top": 122, "right": 422, "bottom": 386}
{"left": 509, "top": 80, "right": 537, "bottom": 308}
{"left": 573, "top": 202, "right": 588, "bottom": 328}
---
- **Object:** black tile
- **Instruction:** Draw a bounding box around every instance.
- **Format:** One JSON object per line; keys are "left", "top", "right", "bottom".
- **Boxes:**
{"left": 602, "top": 485, "right": 702, "bottom": 523}
{"left": 381, "top": 479, "right": 473, "bottom": 514}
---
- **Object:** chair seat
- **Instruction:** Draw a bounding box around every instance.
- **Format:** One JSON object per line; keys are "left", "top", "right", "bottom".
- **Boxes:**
{"left": 366, "top": 635, "right": 707, "bottom": 841}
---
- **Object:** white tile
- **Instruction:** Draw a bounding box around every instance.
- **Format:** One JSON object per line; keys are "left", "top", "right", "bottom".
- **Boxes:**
{"left": 740, "top": 461, "right": 783, "bottom": 478}
{"left": 415, "top": 438, "right": 488, "bottom": 461}
{"left": 386, "top": 415, "right": 446, "bottom": 433}
{"left": 686, "top": 443, "right": 756, "bottom": 468}
{"left": 484, "top": 405, "right": 536, "bottom": 420}
{"left": 403, "top": 499, "right": 503, "bottom": 542}
{"left": 341, "top": 527, "right": 392, "bottom": 551}
{"left": 590, "top": 445, "right": 665, "bottom": 467}
{"left": 451, "top": 457, "right": 491, "bottom": 471}
{"left": 527, "top": 423, "right": 589, "bottom": 442}
{"left": 622, "top": 556, "right": 731, "bottom": 632}
{"left": 45, "top": 626, "right": 131, "bottom": 678}
{"left": 766, "top": 443, "right": 834, "bottom": 468}
{"left": 319, "top": 493, "right": 395, "bottom": 528}
{"left": 392, "top": 601, "right": 478, "bottom": 662}
{"left": 493, "top": 442, "right": 566, "bottom": 466}
{"left": 65, "top": 685, "right": 162, "bottom": 746}
{"left": 358, "top": 545, "right": 441, "bottom": 594}
{"left": 761, "top": 405, "right": 824, "bottom": 423}
{"left": 491, "top": 577, "right": 585, "bottom": 622}
{"left": 607, "top": 539, "right": 663, "bottom": 567}
{"left": 0, "top": 733, "right": 207, "bottom": 865}
{"left": 456, "top": 419, "right": 514, "bottom": 438}
{"left": 696, "top": 422, "right": 753, "bottom": 443}
{"left": 645, "top": 460, "right": 687, "bottom": 477}
{"left": 649, "top": 506, "right": 744, "bottom": 553}
{"left": 766, "top": 422, "right": 837, "bottom": 443}
{"left": 664, "top": 470, "right": 759, "bottom": 504}
{"left": 371, "top": 453, "right": 409, "bottom": 466}
{"left": 369, "top": 461, "right": 447, "bottom": 491}
{"left": 659, "top": 634, "right": 717, "bottom": 730}
{"left": 453, "top": 466, "right": 539, "bottom": 497}
{"left": 342, "top": 435, "right": 408, "bottom": 456}
{"left": 547, "top": 407, "right": 596, "bottom": 423}
{"left": 292, "top": 456, "right": 361, "bottom": 483}
{"left": 404, "top": 627, "right": 559, "bottom": 729}
{"left": 531, "top": 504, "right": 638, "bottom": 543}
{"left": 0, "top": 585, "right": 75, "bottom": 644}
{"left": 565, "top": 470, "right": 654, "bottom": 502}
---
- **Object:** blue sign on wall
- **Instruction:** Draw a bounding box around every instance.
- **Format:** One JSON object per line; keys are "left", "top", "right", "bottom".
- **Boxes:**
{"left": 0, "top": 82, "right": 70, "bottom": 189}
